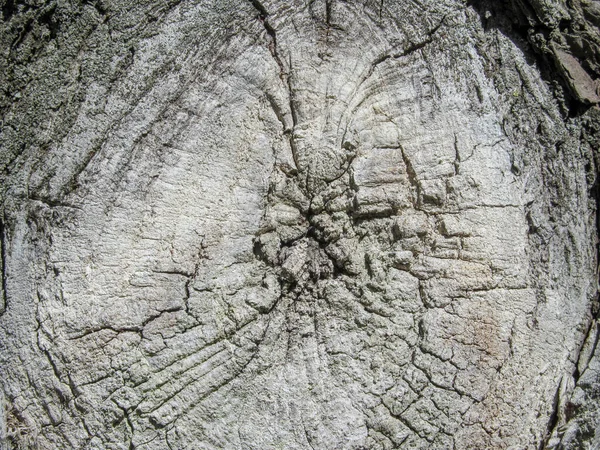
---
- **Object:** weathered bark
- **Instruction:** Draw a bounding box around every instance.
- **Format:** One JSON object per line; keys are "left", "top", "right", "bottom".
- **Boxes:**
{"left": 0, "top": 0, "right": 599, "bottom": 448}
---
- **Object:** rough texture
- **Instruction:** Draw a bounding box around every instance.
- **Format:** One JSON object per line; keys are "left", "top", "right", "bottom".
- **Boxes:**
{"left": 0, "top": 0, "right": 599, "bottom": 449}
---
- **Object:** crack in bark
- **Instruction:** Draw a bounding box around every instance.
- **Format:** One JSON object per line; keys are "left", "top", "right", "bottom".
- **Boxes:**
{"left": 453, "top": 134, "right": 460, "bottom": 176}
{"left": 113, "top": 403, "right": 135, "bottom": 449}
{"left": 400, "top": 144, "right": 420, "bottom": 208}
{"left": 249, "top": 0, "right": 302, "bottom": 175}
{"left": 539, "top": 377, "right": 563, "bottom": 450}
{"left": 361, "top": 15, "right": 447, "bottom": 89}
{"left": 27, "top": 195, "right": 81, "bottom": 210}
{"left": 0, "top": 217, "right": 6, "bottom": 315}
{"left": 574, "top": 318, "right": 600, "bottom": 382}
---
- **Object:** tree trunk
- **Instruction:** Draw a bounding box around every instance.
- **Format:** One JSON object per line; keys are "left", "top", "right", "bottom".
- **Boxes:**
{"left": 1, "top": 0, "right": 599, "bottom": 448}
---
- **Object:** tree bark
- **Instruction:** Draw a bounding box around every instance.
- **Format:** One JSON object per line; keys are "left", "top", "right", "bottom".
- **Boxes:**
{"left": 1, "top": 0, "right": 599, "bottom": 448}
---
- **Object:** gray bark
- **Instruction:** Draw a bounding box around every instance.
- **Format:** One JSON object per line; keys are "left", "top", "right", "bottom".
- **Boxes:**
{"left": 0, "top": 0, "right": 599, "bottom": 448}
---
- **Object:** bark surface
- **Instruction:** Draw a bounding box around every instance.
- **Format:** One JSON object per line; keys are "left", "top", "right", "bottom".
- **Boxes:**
{"left": 1, "top": 0, "right": 599, "bottom": 449}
